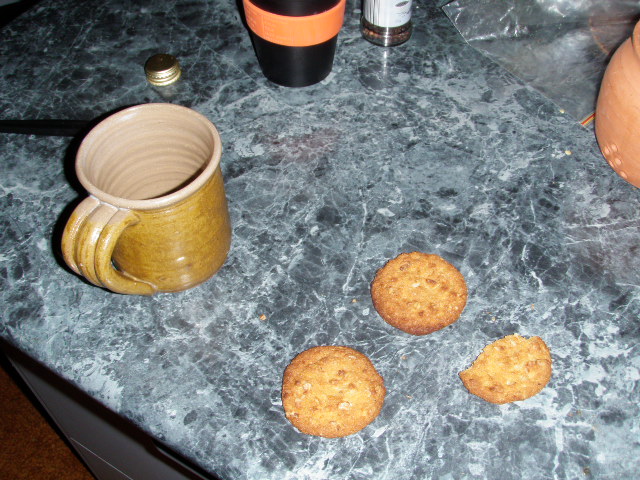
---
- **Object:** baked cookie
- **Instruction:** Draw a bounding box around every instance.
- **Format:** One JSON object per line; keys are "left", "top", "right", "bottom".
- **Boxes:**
{"left": 282, "top": 346, "right": 386, "bottom": 438}
{"left": 371, "top": 252, "right": 468, "bottom": 335}
{"left": 459, "top": 334, "right": 552, "bottom": 404}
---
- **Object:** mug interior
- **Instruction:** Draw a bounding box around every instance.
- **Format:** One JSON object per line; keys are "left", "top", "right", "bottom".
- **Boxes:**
{"left": 77, "top": 104, "right": 221, "bottom": 210}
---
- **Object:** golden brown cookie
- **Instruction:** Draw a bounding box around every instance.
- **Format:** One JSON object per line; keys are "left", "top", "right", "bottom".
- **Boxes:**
{"left": 459, "top": 334, "right": 552, "bottom": 404}
{"left": 282, "top": 346, "right": 386, "bottom": 438}
{"left": 370, "top": 252, "right": 468, "bottom": 335}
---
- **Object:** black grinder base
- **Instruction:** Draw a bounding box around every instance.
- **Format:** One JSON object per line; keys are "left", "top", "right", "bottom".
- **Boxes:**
{"left": 245, "top": 0, "right": 343, "bottom": 87}
{"left": 250, "top": 36, "right": 338, "bottom": 87}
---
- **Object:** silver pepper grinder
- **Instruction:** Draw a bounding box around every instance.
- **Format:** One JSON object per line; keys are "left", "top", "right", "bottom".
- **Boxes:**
{"left": 361, "top": 0, "right": 413, "bottom": 47}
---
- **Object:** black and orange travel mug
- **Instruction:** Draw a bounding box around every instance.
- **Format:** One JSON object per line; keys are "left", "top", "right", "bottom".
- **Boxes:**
{"left": 243, "top": 0, "right": 346, "bottom": 87}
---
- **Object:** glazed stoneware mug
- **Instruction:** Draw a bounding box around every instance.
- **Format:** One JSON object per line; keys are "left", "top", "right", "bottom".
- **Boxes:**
{"left": 61, "top": 103, "right": 232, "bottom": 295}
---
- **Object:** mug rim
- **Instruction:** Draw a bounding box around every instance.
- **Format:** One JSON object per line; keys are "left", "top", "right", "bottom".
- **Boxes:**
{"left": 76, "top": 103, "right": 222, "bottom": 211}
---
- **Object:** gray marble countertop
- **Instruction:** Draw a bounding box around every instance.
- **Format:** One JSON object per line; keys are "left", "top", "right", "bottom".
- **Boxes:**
{"left": 1, "top": 0, "right": 639, "bottom": 479}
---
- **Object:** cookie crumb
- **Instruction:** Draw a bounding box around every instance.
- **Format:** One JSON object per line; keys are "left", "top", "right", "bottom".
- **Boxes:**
{"left": 259, "top": 314, "right": 267, "bottom": 321}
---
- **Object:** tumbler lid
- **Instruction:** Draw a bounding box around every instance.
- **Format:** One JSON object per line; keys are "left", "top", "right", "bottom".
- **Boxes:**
{"left": 144, "top": 54, "right": 182, "bottom": 86}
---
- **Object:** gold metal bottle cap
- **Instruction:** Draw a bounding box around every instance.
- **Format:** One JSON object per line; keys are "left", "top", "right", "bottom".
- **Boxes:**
{"left": 144, "top": 54, "right": 182, "bottom": 86}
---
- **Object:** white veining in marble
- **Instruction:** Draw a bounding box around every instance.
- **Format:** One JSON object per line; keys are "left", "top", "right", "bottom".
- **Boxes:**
{"left": 1, "top": 1, "right": 639, "bottom": 479}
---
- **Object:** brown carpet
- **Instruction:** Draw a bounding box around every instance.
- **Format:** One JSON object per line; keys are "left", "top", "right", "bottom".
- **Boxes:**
{"left": 0, "top": 354, "right": 94, "bottom": 480}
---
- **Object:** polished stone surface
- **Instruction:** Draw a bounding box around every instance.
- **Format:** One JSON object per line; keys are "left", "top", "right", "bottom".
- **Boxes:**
{"left": 1, "top": 0, "right": 639, "bottom": 479}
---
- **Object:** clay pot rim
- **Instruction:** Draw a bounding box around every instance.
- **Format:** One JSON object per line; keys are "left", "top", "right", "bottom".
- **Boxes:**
{"left": 76, "top": 103, "right": 222, "bottom": 211}
{"left": 633, "top": 19, "right": 640, "bottom": 58}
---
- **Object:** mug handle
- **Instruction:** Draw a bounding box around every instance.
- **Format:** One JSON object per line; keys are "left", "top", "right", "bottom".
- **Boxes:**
{"left": 61, "top": 196, "right": 157, "bottom": 295}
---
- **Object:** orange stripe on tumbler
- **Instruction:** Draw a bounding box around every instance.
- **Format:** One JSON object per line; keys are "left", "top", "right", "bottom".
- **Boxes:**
{"left": 243, "top": 0, "right": 346, "bottom": 47}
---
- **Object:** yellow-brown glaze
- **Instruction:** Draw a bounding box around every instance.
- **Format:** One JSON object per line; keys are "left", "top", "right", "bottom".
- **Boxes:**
{"left": 61, "top": 103, "right": 231, "bottom": 295}
{"left": 113, "top": 168, "right": 231, "bottom": 292}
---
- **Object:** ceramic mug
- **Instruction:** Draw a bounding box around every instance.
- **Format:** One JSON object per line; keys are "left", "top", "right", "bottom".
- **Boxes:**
{"left": 61, "top": 103, "right": 232, "bottom": 295}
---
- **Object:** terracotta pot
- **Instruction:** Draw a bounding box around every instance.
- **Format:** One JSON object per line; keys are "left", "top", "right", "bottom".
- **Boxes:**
{"left": 595, "top": 20, "right": 640, "bottom": 188}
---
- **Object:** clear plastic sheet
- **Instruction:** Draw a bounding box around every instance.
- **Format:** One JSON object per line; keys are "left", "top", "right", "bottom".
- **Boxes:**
{"left": 442, "top": 0, "right": 640, "bottom": 124}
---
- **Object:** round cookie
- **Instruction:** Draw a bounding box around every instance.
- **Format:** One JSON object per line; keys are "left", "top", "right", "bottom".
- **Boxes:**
{"left": 282, "top": 346, "right": 386, "bottom": 438}
{"left": 459, "top": 334, "right": 552, "bottom": 404}
{"left": 371, "top": 252, "right": 468, "bottom": 335}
